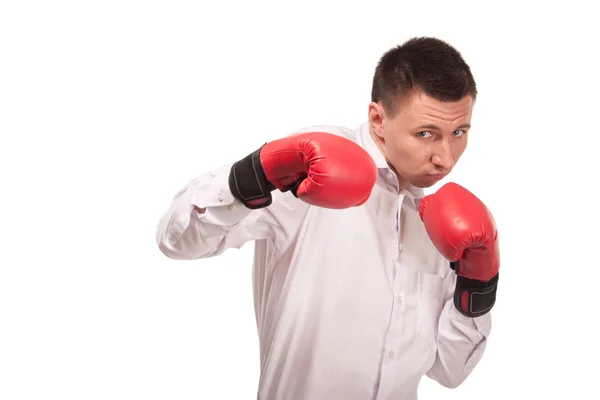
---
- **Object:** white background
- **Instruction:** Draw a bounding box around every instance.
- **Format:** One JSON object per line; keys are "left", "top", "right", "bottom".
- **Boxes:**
{"left": 1, "top": 1, "right": 599, "bottom": 399}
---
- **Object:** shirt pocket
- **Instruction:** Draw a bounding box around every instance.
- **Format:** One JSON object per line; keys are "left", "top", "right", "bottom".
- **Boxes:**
{"left": 416, "top": 270, "right": 446, "bottom": 351}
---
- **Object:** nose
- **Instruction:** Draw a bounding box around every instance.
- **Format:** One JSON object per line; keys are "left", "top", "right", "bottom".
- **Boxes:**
{"left": 431, "top": 140, "right": 454, "bottom": 171}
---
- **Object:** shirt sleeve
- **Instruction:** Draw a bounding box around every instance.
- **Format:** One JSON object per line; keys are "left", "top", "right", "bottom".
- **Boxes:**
{"left": 425, "top": 268, "right": 493, "bottom": 388}
{"left": 155, "top": 162, "right": 308, "bottom": 261}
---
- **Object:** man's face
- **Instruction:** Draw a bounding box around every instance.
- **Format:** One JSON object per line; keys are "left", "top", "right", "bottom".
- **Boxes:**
{"left": 369, "top": 90, "right": 474, "bottom": 189}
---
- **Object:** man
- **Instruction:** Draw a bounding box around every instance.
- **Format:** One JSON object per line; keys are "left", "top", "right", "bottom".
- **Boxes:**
{"left": 155, "top": 36, "right": 500, "bottom": 399}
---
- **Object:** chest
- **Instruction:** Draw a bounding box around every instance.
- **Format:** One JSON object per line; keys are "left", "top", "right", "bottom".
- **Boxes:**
{"left": 296, "top": 184, "right": 446, "bottom": 276}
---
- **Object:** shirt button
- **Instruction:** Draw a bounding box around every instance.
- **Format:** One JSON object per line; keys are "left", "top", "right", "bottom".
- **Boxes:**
{"left": 217, "top": 192, "right": 224, "bottom": 202}
{"left": 398, "top": 244, "right": 402, "bottom": 252}
{"left": 388, "top": 350, "right": 395, "bottom": 359}
{"left": 396, "top": 296, "right": 403, "bottom": 304}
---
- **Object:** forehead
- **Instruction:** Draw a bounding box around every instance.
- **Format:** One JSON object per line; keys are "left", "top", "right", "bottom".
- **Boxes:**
{"left": 398, "top": 91, "right": 474, "bottom": 123}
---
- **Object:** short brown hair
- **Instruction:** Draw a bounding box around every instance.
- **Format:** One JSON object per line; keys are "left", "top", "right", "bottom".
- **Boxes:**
{"left": 371, "top": 37, "right": 477, "bottom": 115}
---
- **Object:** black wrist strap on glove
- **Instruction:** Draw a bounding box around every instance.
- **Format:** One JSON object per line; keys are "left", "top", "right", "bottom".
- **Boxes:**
{"left": 450, "top": 261, "right": 499, "bottom": 318}
{"left": 228, "top": 145, "right": 276, "bottom": 209}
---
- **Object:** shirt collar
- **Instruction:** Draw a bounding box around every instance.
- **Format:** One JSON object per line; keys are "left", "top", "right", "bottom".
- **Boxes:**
{"left": 355, "top": 121, "right": 389, "bottom": 169}
{"left": 354, "top": 121, "right": 425, "bottom": 202}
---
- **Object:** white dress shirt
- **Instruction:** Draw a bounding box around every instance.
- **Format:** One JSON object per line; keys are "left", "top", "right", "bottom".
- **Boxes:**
{"left": 155, "top": 121, "right": 492, "bottom": 400}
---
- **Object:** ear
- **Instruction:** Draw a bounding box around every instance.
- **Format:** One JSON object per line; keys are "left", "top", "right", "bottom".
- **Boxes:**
{"left": 368, "top": 102, "right": 385, "bottom": 139}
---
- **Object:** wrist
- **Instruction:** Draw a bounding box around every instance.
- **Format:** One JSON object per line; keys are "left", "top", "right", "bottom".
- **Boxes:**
{"left": 454, "top": 272, "right": 499, "bottom": 318}
{"left": 228, "top": 145, "right": 276, "bottom": 209}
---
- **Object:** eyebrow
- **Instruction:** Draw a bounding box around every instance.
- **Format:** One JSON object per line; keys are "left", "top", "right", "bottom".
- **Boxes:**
{"left": 416, "top": 123, "right": 471, "bottom": 130}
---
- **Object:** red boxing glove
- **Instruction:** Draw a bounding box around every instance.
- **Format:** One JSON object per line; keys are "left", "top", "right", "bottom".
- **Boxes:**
{"left": 229, "top": 132, "right": 377, "bottom": 209}
{"left": 418, "top": 182, "right": 500, "bottom": 317}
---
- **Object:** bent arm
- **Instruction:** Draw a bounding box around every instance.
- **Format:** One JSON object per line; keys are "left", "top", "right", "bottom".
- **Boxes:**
{"left": 426, "top": 270, "right": 492, "bottom": 388}
{"left": 155, "top": 162, "right": 306, "bottom": 261}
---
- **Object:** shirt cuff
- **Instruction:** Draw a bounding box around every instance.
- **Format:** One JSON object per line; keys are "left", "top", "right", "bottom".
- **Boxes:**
{"left": 190, "top": 163, "right": 254, "bottom": 226}
{"left": 448, "top": 302, "right": 492, "bottom": 338}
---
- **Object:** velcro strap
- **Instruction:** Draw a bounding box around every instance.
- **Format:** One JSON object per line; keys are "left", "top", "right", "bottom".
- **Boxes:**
{"left": 454, "top": 272, "right": 499, "bottom": 318}
{"left": 228, "top": 145, "right": 275, "bottom": 209}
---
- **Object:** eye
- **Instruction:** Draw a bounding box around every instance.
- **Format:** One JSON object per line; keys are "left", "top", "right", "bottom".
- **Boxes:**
{"left": 452, "top": 130, "right": 466, "bottom": 137}
{"left": 417, "top": 131, "right": 432, "bottom": 138}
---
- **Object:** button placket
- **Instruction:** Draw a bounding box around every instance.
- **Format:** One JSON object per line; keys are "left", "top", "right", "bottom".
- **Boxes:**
{"left": 387, "top": 197, "right": 405, "bottom": 363}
